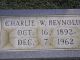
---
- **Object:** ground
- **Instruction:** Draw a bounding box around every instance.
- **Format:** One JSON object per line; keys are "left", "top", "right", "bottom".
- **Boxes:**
{"left": 0, "top": 0, "right": 80, "bottom": 9}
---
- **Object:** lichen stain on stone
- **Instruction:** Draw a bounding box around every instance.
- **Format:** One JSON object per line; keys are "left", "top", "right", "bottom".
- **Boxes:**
{"left": 35, "top": 27, "right": 42, "bottom": 49}
{"left": 48, "top": 28, "right": 55, "bottom": 48}
{"left": 73, "top": 27, "right": 80, "bottom": 48}
{"left": 1, "top": 28, "right": 14, "bottom": 48}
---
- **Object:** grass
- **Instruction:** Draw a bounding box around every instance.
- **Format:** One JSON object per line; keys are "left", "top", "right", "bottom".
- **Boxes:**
{"left": 0, "top": 0, "right": 80, "bottom": 9}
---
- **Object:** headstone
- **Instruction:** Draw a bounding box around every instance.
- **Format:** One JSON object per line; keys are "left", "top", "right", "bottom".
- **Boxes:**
{"left": 0, "top": 9, "right": 80, "bottom": 59}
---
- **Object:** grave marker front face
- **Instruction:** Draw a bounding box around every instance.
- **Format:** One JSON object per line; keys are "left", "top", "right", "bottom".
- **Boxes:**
{"left": 0, "top": 15, "right": 80, "bottom": 51}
